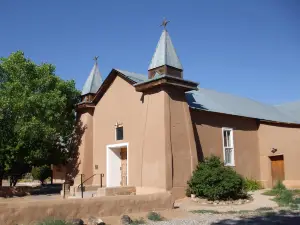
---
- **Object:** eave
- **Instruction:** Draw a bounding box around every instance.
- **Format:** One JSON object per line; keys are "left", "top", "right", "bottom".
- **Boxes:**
{"left": 134, "top": 75, "right": 199, "bottom": 92}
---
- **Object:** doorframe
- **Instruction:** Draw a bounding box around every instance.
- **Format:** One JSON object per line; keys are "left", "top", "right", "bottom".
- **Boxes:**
{"left": 106, "top": 142, "right": 129, "bottom": 187}
{"left": 269, "top": 154, "right": 285, "bottom": 186}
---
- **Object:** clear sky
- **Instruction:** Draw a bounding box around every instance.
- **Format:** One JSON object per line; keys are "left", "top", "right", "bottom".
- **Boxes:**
{"left": 1, "top": 0, "right": 299, "bottom": 104}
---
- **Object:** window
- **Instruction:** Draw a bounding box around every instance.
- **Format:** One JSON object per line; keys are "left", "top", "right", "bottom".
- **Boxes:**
{"left": 222, "top": 128, "right": 234, "bottom": 166}
{"left": 116, "top": 126, "right": 124, "bottom": 140}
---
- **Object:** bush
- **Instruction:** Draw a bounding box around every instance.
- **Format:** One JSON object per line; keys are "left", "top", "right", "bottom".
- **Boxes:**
{"left": 188, "top": 155, "right": 245, "bottom": 200}
{"left": 274, "top": 180, "right": 286, "bottom": 192}
{"left": 147, "top": 212, "right": 163, "bottom": 221}
{"left": 131, "top": 217, "right": 146, "bottom": 224}
{"left": 273, "top": 189, "right": 293, "bottom": 206}
{"left": 244, "top": 178, "right": 262, "bottom": 191}
{"left": 186, "top": 187, "right": 192, "bottom": 197}
{"left": 31, "top": 165, "right": 52, "bottom": 184}
{"left": 36, "top": 219, "right": 72, "bottom": 225}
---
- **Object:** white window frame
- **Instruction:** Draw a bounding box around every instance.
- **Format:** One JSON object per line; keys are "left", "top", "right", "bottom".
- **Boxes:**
{"left": 222, "top": 127, "right": 235, "bottom": 166}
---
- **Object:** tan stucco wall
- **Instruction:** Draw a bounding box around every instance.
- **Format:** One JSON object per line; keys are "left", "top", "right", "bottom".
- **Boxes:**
{"left": 90, "top": 76, "right": 197, "bottom": 198}
{"left": 92, "top": 76, "right": 169, "bottom": 189}
{"left": 0, "top": 193, "right": 174, "bottom": 225}
{"left": 258, "top": 122, "right": 300, "bottom": 188}
{"left": 190, "top": 109, "right": 261, "bottom": 180}
{"left": 74, "top": 110, "right": 94, "bottom": 185}
{"left": 165, "top": 87, "right": 198, "bottom": 198}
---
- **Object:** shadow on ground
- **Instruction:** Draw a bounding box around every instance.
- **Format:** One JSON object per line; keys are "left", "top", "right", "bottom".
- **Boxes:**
{"left": 30, "top": 184, "right": 62, "bottom": 195}
{"left": 212, "top": 211, "right": 300, "bottom": 225}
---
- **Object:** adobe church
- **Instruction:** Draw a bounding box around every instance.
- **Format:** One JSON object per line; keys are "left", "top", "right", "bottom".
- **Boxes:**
{"left": 71, "top": 21, "right": 300, "bottom": 198}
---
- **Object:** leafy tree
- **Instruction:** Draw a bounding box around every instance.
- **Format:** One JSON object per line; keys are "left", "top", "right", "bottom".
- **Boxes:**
{"left": 0, "top": 51, "right": 81, "bottom": 186}
{"left": 31, "top": 165, "right": 52, "bottom": 185}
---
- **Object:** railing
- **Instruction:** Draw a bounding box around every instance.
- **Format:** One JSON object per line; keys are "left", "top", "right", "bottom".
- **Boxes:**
{"left": 77, "top": 173, "right": 104, "bottom": 198}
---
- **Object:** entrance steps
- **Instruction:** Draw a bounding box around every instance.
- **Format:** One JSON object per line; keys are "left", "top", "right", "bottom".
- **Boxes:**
{"left": 68, "top": 190, "right": 98, "bottom": 199}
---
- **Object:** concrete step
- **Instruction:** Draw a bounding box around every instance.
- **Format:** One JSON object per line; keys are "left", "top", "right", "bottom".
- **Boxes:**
{"left": 68, "top": 191, "right": 97, "bottom": 199}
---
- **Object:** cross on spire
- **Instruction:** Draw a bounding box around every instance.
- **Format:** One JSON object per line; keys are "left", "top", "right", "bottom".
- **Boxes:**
{"left": 160, "top": 18, "right": 170, "bottom": 30}
{"left": 93, "top": 56, "right": 99, "bottom": 63}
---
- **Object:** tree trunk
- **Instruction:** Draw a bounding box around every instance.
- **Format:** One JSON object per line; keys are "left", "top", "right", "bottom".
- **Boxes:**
{"left": 0, "top": 171, "right": 3, "bottom": 187}
{"left": 51, "top": 170, "right": 53, "bottom": 185}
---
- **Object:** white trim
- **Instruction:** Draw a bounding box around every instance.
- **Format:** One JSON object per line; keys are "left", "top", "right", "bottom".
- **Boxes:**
{"left": 106, "top": 142, "right": 129, "bottom": 187}
{"left": 222, "top": 127, "right": 235, "bottom": 166}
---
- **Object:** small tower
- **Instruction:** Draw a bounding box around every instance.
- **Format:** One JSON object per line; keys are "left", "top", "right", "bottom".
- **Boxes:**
{"left": 135, "top": 19, "right": 199, "bottom": 199}
{"left": 81, "top": 56, "right": 103, "bottom": 102}
{"left": 72, "top": 57, "right": 103, "bottom": 187}
{"left": 148, "top": 19, "right": 183, "bottom": 79}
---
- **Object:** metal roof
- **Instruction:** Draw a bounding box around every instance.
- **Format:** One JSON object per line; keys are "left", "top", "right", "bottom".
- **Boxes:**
{"left": 275, "top": 101, "right": 300, "bottom": 122}
{"left": 90, "top": 68, "right": 300, "bottom": 125}
{"left": 186, "top": 88, "right": 300, "bottom": 124}
{"left": 82, "top": 62, "right": 103, "bottom": 95}
{"left": 115, "top": 69, "right": 147, "bottom": 83}
{"left": 148, "top": 30, "right": 183, "bottom": 70}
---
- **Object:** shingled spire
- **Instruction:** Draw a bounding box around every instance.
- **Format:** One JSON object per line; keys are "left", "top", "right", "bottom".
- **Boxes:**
{"left": 81, "top": 57, "right": 103, "bottom": 102}
{"left": 148, "top": 19, "right": 183, "bottom": 79}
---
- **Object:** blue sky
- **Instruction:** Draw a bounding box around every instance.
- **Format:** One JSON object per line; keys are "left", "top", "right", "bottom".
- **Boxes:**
{"left": 1, "top": 0, "right": 299, "bottom": 104}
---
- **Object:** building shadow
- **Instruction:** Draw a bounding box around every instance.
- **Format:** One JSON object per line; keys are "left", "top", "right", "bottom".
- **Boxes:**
{"left": 65, "top": 120, "right": 86, "bottom": 185}
{"left": 212, "top": 211, "right": 300, "bottom": 225}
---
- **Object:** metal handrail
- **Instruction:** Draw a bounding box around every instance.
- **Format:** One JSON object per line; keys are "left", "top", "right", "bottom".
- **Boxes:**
{"left": 77, "top": 173, "right": 104, "bottom": 198}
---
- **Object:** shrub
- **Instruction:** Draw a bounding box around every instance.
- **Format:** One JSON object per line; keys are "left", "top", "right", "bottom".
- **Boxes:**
{"left": 273, "top": 189, "right": 293, "bottom": 206}
{"left": 36, "top": 219, "right": 72, "bottom": 225}
{"left": 185, "top": 187, "right": 192, "bottom": 197}
{"left": 273, "top": 180, "right": 286, "bottom": 192}
{"left": 244, "top": 178, "right": 262, "bottom": 191}
{"left": 188, "top": 155, "right": 245, "bottom": 200}
{"left": 131, "top": 217, "right": 146, "bottom": 224}
{"left": 31, "top": 165, "right": 52, "bottom": 184}
{"left": 263, "top": 180, "right": 287, "bottom": 196}
{"left": 147, "top": 212, "right": 163, "bottom": 221}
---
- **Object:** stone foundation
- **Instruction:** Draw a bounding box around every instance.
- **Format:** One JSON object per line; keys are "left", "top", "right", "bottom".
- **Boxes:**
{"left": 97, "top": 186, "right": 136, "bottom": 197}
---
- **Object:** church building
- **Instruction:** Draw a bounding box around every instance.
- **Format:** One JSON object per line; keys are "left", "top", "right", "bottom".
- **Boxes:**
{"left": 72, "top": 21, "right": 300, "bottom": 199}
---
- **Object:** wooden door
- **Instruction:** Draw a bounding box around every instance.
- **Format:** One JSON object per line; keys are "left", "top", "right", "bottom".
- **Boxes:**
{"left": 120, "top": 148, "right": 127, "bottom": 186}
{"left": 270, "top": 155, "right": 285, "bottom": 187}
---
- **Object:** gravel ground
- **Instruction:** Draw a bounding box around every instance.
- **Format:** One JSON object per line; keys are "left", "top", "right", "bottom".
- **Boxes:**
{"left": 147, "top": 211, "right": 300, "bottom": 225}
{"left": 147, "top": 214, "right": 241, "bottom": 225}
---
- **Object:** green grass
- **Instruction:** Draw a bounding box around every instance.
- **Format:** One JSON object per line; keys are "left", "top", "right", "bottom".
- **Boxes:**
{"left": 244, "top": 178, "right": 263, "bottom": 191}
{"left": 35, "top": 219, "right": 72, "bottom": 225}
{"left": 131, "top": 217, "right": 146, "bottom": 225}
{"left": 147, "top": 212, "right": 164, "bottom": 221}
{"left": 191, "top": 210, "right": 220, "bottom": 214}
{"left": 262, "top": 189, "right": 278, "bottom": 196}
{"left": 255, "top": 207, "right": 273, "bottom": 212}
{"left": 263, "top": 181, "right": 300, "bottom": 210}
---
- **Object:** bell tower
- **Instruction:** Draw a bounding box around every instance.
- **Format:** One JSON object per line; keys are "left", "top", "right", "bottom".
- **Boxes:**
{"left": 148, "top": 19, "right": 183, "bottom": 79}
{"left": 135, "top": 19, "right": 199, "bottom": 199}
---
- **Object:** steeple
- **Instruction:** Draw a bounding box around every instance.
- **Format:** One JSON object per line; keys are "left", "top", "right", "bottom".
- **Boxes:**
{"left": 81, "top": 57, "right": 103, "bottom": 96}
{"left": 148, "top": 19, "right": 183, "bottom": 79}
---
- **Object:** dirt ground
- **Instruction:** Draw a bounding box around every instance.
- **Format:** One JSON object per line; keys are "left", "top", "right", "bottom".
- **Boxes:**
{"left": 99, "top": 209, "right": 191, "bottom": 225}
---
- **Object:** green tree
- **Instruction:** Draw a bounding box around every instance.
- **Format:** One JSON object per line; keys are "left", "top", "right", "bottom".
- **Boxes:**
{"left": 0, "top": 51, "right": 81, "bottom": 186}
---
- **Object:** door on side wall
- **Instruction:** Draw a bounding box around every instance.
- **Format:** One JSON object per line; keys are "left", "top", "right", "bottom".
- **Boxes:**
{"left": 270, "top": 155, "right": 285, "bottom": 187}
{"left": 120, "top": 148, "right": 127, "bottom": 186}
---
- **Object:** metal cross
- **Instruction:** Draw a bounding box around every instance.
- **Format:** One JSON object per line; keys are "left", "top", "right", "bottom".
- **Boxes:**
{"left": 160, "top": 18, "right": 170, "bottom": 30}
{"left": 93, "top": 56, "right": 99, "bottom": 63}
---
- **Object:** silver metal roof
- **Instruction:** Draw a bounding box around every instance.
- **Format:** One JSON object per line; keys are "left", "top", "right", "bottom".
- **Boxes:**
{"left": 186, "top": 88, "right": 300, "bottom": 124}
{"left": 275, "top": 101, "right": 300, "bottom": 122}
{"left": 82, "top": 62, "right": 103, "bottom": 95}
{"left": 115, "top": 69, "right": 147, "bottom": 83}
{"left": 93, "top": 68, "right": 300, "bottom": 124}
{"left": 148, "top": 30, "right": 183, "bottom": 70}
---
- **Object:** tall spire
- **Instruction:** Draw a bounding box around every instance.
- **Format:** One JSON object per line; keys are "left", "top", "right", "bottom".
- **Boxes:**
{"left": 148, "top": 19, "right": 183, "bottom": 78}
{"left": 81, "top": 57, "right": 103, "bottom": 96}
